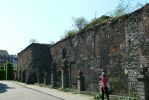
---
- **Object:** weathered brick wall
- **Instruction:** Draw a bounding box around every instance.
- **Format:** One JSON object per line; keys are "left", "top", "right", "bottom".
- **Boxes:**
{"left": 17, "top": 43, "right": 51, "bottom": 84}
{"left": 50, "top": 4, "right": 149, "bottom": 96}
{"left": 50, "top": 24, "right": 126, "bottom": 92}
{"left": 31, "top": 44, "right": 51, "bottom": 75}
{"left": 137, "top": 4, "right": 149, "bottom": 100}
{"left": 17, "top": 46, "right": 32, "bottom": 82}
{"left": 124, "top": 9, "right": 144, "bottom": 96}
{"left": 17, "top": 4, "right": 149, "bottom": 99}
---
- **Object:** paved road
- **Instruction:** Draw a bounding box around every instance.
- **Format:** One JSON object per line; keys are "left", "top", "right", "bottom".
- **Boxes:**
{"left": 0, "top": 81, "right": 63, "bottom": 100}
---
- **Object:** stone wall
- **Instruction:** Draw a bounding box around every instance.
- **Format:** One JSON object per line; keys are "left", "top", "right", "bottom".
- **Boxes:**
{"left": 17, "top": 4, "right": 149, "bottom": 100}
{"left": 49, "top": 4, "right": 149, "bottom": 98}
{"left": 17, "top": 46, "right": 32, "bottom": 83}
{"left": 137, "top": 4, "right": 149, "bottom": 99}
{"left": 50, "top": 20, "right": 126, "bottom": 92}
{"left": 17, "top": 43, "right": 51, "bottom": 84}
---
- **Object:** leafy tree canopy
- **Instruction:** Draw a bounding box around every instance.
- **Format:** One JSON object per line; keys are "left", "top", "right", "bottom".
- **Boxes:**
{"left": 72, "top": 17, "right": 88, "bottom": 30}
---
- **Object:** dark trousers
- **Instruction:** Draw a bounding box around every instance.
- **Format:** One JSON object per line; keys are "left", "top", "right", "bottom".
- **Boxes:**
{"left": 101, "top": 87, "right": 110, "bottom": 100}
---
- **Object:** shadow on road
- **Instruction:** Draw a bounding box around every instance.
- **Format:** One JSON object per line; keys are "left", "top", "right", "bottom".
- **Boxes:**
{"left": 0, "top": 82, "right": 14, "bottom": 93}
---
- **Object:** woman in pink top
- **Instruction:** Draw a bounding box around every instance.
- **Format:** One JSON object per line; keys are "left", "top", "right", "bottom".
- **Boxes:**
{"left": 99, "top": 72, "right": 110, "bottom": 100}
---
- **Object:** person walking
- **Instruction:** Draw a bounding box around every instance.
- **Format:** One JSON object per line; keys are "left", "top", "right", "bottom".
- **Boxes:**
{"left": 99, "top": 72, "right": 110, "bottom": 100}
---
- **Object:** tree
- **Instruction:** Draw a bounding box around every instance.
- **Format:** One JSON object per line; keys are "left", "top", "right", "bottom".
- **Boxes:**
{"left": 63, "top": 17, "right": 88, "bottom": 38}
{"left": 29, "top": 39, "right": 38, "bottom": 44}
{"left": 110, "top": 0, "right": 148, "bottom": 17}
{"left": 6, "top": 63, "right": 13, "bottom": 80}
{"left": 49, "top": 41, "right": 55, "bottom": 45}
{"left": 72, "top": 17, "right": 88, "bottom": 30}
{"left": 64, "top": 29, "right": 77, "bottom": 38}
{"left": 111, "top": 0, "right": 130, "bottom": 17}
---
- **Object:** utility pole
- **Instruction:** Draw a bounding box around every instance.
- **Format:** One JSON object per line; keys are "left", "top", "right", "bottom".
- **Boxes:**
{"left": 5, "top": 63, "right": 8, "bottom": 80}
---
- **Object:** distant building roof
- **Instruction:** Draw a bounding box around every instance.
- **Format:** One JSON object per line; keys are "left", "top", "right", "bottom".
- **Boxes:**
{"left": 9, "top": 55, "right": 17, "bottom": 57}
{"left": 18, "top": 43, "right": 50, "bottom": 55}
{"left": 0, "top": 50, "right": 9, "bottom": 56}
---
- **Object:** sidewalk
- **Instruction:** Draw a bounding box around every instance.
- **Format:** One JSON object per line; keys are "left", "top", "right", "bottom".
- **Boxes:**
{"left": 15, "top": 81, "right": 94, "bottom": 100}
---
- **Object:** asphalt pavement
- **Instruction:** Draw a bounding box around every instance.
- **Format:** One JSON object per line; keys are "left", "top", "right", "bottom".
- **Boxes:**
{"left": 0, "top": 81, "right": 93, "bottom": 100}
{"left": 0, "top": 81, "right": 63, "bottom": 100}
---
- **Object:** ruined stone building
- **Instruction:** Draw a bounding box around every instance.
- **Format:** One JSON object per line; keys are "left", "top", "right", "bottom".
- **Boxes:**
{"left": 17, "top": 43, "right": 51, "bottom": 84}
{"left": 17, "top": 4, "right": 149, "bottom": 100}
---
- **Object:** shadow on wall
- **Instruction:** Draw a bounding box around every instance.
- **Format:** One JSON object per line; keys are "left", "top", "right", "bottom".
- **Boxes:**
{"left": 0, "top": 83, "right": 14, "bottom": 93}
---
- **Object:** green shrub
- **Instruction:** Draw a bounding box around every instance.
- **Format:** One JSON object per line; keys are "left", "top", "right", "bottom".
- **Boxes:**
{"left": 6, "top": 63, "right": 14, "bottom": 80}
{"left": 65, "top": 30, "right": 77, "bottom": 38}
{"left": 94, "top": 89, "right": 102, "bottom": 100}
{"left": 85, "top": 15, "right": 111, "bottom": 29}
{"left": 0, "top": 70, "right": 5, "bottom": 80}
{"left": 109, "top": 78, "right": 128, "bottom": 95}
{"left": 59, "top": 87, "right": 71, "bottom": 92}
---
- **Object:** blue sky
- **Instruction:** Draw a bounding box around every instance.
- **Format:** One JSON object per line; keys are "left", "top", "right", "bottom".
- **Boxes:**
{"left": 0, "top": 0, "right": 148, "bottom": 54}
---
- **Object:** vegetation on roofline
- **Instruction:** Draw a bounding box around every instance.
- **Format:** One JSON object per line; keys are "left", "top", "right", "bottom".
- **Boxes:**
{"left": 84, "top": 15, "right": 111, "bottom": 29}
{"left": 62, "top": 15, "right": 121, "bottom": 39}
{"left": 62, "top": 16, "right": 88, "bottom": 39}
{"left": 28, "top": 1, "right": 148, "bottom": 45}
{"left": 62, "top": 0, "right": 147, "bottom": 39}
